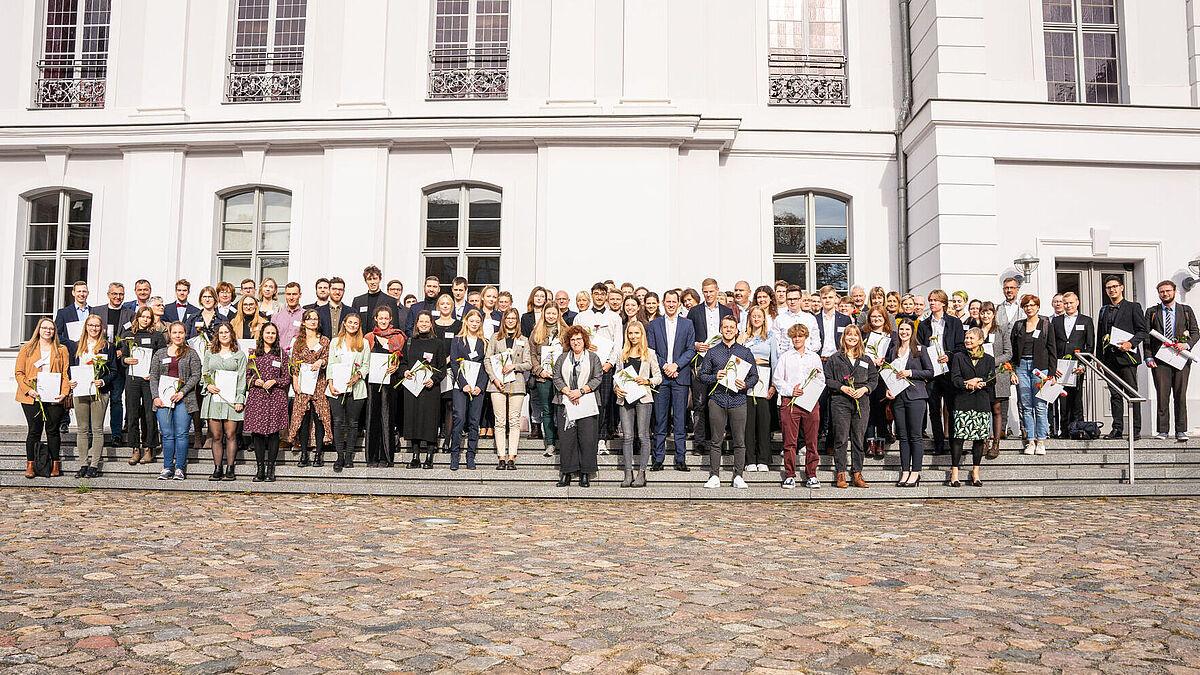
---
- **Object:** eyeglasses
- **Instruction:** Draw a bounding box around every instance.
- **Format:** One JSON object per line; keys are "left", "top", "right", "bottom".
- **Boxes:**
{"left": 1105, "top": 285, "right": 1121, "bottom": 290}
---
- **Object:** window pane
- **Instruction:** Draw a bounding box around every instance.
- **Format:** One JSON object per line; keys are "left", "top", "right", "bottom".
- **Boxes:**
{"left": 1044, "top": 31, "right": 1078, "bottom": 102}
{"left": 259, "top": 256, "right": 289, "bottom": 283}
{"left": 774, "top": 226, "right": 806, "bottom": 255}
{"left": 223, "top": 191, "right": 255, "bottom": 223}
{"left": 25, "top": 286, "right": 55, "bottom": 317}
{"left": 26, "top": 258, "right": 56, "bottom": 286}
{"left": 774, "top": 262, "right": 807, "bottom": 290}
{"left": 23, "top": 316, "right": 42, "bottom": 342}
{"left": 426, "top": 189, "right": 460, "bottom": 220}
{"left": 466, "top": 256, "right": 500, "bottom": 287}
{"left": 259, "top": 221, "right": 289, "bottom": 251}
{"left": 1080, "top": 0, "right": 1115, "bottom": 24}
{"left": 63, "top": 258, "right": 88, "bottom": 290}
{"left": 815, "top": 227, "right": 847, "bottom": 255}
{"left": 426, "top": 219, "right": 458, "bottom": 248}
{"left": 1082, "top": 31, "right": 1119, "bottom": 104}
{"left": 67, "top": 194, "right": 91, "bottom": 223}
{"left": 816, "top": 262, "right": 848, "bottom": 291}
{"left": 468, "top": 219, "right": 500, "bottom": 248}
{"left": 468, "top": 188, "right": 501, "bottom": 218}
{"left": 425, "top": 256, "right": 458, "bottom": 286}
{"left": 467, "top": 188, "right": 501, "bottom": 247}
{"left": 66, "top": 224, "right": 89, "bottom": 251}
{"left": 219, "top": 258, "right": 252, "bottom": 285}
{"left": 813, "top": 194, "right": 847, "bottom": 226}
{"left": 30, "top": 194, "right": 59, "bottom": 224}
{"left": 221, "top": 222, "right": 253, "bottom": 252}
{"left": 27, "top": 224, "right": 57, "bottom": 252}
{"left": 1042, "top": 0, "right": 1073, "bottom": 23}
{"left": 261, "top": 190, "right": 291, "bottom": 222}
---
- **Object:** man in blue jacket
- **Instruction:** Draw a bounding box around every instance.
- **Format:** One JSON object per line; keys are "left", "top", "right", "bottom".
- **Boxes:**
{"left": 648, "top": 290, "right": 696, "bottom": 472}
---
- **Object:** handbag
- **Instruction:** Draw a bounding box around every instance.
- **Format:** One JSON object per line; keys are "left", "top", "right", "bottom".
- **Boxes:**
{"left": 32, "top": 442, "right": 53, "bottom": 477}
{"left": 1068, "top": 420, "right": 1103, "bottom": 440}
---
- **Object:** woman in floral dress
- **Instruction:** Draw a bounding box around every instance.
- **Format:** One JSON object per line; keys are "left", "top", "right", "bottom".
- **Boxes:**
{"left": 244, "top": 322, "right": 290, "bottom": 481}
{"left": 286, "top": 309, "right": 332, "bottom": 467}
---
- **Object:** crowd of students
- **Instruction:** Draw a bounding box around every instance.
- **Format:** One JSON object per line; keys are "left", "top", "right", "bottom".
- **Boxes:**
{"left": 14, "top": 267, "right": 1197, "bottom": 489}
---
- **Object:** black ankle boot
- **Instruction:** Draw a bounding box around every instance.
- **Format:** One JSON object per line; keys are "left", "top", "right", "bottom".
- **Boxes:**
{"left": 297, "top": 449, "right": 310, "bottom": 467}
{"left": 408, "top": 453, "right": 421, "bottom": 468}
{"left": 556, "top": 473, "right": 572, "bottom": 487}
{"left": 222, "top": 464, "right": 236, "bottom": 481}
{"left": 422, "top": 452, "right": 434, "bottom": 469}
{"left": 209, "top": 465, "right": 224, "bottom": 481}
{"left": 312, "top": 451, "right": 323, "bottom": 467}
{"left": 253, "top": 462, "right": 266, "bottom": 482}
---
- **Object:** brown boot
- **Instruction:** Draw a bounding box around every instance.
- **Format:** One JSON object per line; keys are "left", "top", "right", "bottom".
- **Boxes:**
{"left": 985, "top": 439, "right": 1000, "bottom": 460}
{"left": 25, "top": 461, "right": 35, "bottom": 479}
{"left": 140, "top": 448, "right": 154, "bottom": 464}
{"left": 835, "top": 472, "right": 848, "bottom": 489}
{"left": 852, "top": 472, "right": 869, "bottom": 488}
{"left": 128, "top": 447, "right": 142, "bottom": 465}
{"left": 50, "top": 461, "right": 61, "bottom": 477}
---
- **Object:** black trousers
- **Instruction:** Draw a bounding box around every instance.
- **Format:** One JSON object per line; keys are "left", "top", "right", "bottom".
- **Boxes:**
{"left": 928, "top": 374, "right": 955, "bottom": 451}
{"left": 295, "top": 407, "right": 327, "bottom": 455}
{"left": 328, "top": 394, "right": 365, "bottom": 459}
{"left": 690, "top": 376, "right": 710, "bottom": 449}
{"left": 23, "top": 402, "right": 64, "bottom": 461}
{"left": 1152, "top": 363, "right": 1191, "bottom": 434}
{"left": 124, "top": 377, "right": 156, "bottom": 448}
{"left": 892, "top": 397, "right": 926, "bottom": 472}
{"left": 558, "top": 411, "right": 598, "bottom": 475}
{"left": 744, "top": 396, "right": 772, "bottom": 465}
{"left": 1106, "top": 361, "right": 1141, "bottom": 435}
{"left": 1059, "top": 383, "right": 1084, "bottom": 433}
{"left": 829, "top": 396, "right": 868, "bottom": 475}
{"left": 597, "top": 368, "right": 616, "bottom": 438}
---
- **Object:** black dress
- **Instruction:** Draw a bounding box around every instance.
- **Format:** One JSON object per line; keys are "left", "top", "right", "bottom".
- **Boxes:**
{"left": 434, "top": 320, "right": 462, "bottom": 402}
{"left": 402, "top": 333, "right": 448, "bottom": 444}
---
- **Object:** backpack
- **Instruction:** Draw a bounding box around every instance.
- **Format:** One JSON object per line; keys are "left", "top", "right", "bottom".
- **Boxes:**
{"left": 1068, "top": 420, "right": 1103, "bottom": 441}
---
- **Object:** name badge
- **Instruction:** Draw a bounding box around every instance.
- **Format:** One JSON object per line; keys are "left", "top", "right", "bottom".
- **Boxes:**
{"left": 445, "top": 331, "right": 454, "bottom": 339}
{"left": 1075, "top": 325, "right": 1085, "bottom": 331}
{"left": 195, "top": 321, "right": 203, "bottom": 327}
{"left": 858, "top": 359, "right": 869, "bottom": 368}
{"left": 34, "top": 357, "right": 48, "bottom": 368}
{"left": 161, "top": 357, "right": 172, "bottom": 364}
{"left": 272, "top": 360, "right": 281, "bottom": 368}
{"left": 423, "top": 352, "right": 433, "bottom": 361}
{"left": 1033, "top": 329, "right": 1041, "bottom": 338}
{"left": 836, "top": 326, "right": 845, "bottom": 333}
{"left": 292, "top": 321, "right": 300, "bottom": 327}
{"left": 359, "top": 306, "right": 368, "bottom": 313}
{"left": 516, "top": 338, "right": 526, "bottom": 346}
{"left": 140, "top": 338, "right": 151, "bottom": 345}
{"left": 123, "top": 322, "right": 132, "bottom": 329}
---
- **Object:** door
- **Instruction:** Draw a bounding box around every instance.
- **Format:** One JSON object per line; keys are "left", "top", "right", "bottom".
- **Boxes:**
{"left": 1055, "top": 262, "right": 1138, "bottom": 429}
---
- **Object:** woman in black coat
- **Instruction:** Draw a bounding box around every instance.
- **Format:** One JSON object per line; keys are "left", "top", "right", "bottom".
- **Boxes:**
{"left": 950, "top": 328, "right": 997, "bottom": 487}
{"left": 402, "top": 311, "right": 448, "bottom": 469}
{"left": 884, "top": 319, "right": 934, "bottom": 487}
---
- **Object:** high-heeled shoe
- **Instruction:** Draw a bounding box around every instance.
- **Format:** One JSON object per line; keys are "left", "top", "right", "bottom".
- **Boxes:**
{"left": 894, "top": 473, "right": 910, "bottom": 488}
{"left": 970, "top": 476, "right": 983, "bottom": 487}
{"left": 944, "top": 478, "right": 961, "bottom": 488}
{"left": 902, "top": 477, "right": 921, "bottom": 488}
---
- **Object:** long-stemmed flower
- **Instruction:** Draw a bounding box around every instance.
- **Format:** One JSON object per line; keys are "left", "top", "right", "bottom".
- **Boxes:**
{"left": 789, "top": 368, "right": 822, "bottom": 407}
{"left": 843, "top": 374, "right": 860, "bottom": 414}
{"left": 1102, "top": 333, "right": 1139, "bottom": 366}
{"left": 709, "top": 356, "right": 742, "bottom": 395}
{"left": 879, "top": 360, "right": 911, "bottom": 385}
{"left": 616, "top": 368, "right": 657, "bottom": 396}
{"left": 690, "top": 335, "right": 721, "bottom": 369}
{"left": 396, "top": 359, "right": 433, "bottom": 390}
{"left": 455, "top": 357, "right": 475, "bottom": 400}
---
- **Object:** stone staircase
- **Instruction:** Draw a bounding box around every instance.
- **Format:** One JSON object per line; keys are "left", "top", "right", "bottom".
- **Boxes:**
{"left": 2, "top": 427, "right": 1198, "bottom": 499}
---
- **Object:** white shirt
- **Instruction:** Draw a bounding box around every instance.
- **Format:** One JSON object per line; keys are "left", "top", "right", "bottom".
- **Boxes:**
{"left": 1064, "top": 313, "right": 1078, "bottom": 336}
{"left": 773, "top": 310, "right": 820, "bottom": 357}
{"left": 821, "top": 312, "right": 838, "bottom": 357}
{"left": 931, "top": 315, "right": 945, "bottom": 340}
{"left": 704, "top": 304, "right": 719, "bottom": 340}
{"left": 574, "top": 307, "right": 622, "bottom": 365}
{"left": 663, "top": 314, "right": 678, "bottom": 364}
{"left": 772, "top": 349, "right": 825, "bottom": 399}
{"left": 735, "top": 302, "right": 751, "bottom": 332}
{"left": 1000, "top": 300, "right": 1020, "bottom": 324}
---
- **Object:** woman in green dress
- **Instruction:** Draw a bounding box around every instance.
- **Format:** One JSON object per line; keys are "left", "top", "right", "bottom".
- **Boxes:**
{"left": 202, "top": 322, "right": 247, "bottom": 481}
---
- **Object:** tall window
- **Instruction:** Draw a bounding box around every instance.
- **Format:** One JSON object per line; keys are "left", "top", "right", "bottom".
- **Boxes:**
{"left": 35, "top": 0, "right": 112, "bottom": 108}
{"left": 226, "top": 0, "right": 307, "bottom": 103}
{"left": 768, "top": 0, "right": 847, "bottom": 105}
{"left": 218, "top": 188, "right": 290, "bottom": 284}
{"left": 22, "top": 190, "right": 91, "bottom": 338}
{"left": 428, "top": 0, "right": 510, "bottom": 100}
{"left": 422, "top": 185, "right": 501, "bottom": 290}
{"left": 1043, "top": 0, "right": 1120, "bottom": 103}
{"left": 772, "top": 192, "right": 850, "bottom": 292}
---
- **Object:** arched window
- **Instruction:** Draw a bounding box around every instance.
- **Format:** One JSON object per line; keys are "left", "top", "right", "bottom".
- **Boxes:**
{"left": 422, "top": 184, "right": 501, "bottom": 290}
{"left": 772, "top": 191, "right": 850, "bottom": 291}
{"left": 218, "top": 187, "right": 291, "bottom": 284}
{"left": 22, "top": 190, "right": 91, "bottom": 338}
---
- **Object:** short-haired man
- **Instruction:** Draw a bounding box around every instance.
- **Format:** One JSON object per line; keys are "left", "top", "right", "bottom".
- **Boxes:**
{"left": 1051, "top": 293, "right": 1065, "bottom": 317}
{"left": 774, "top": 323, "right": 825, "bottom": 488}
{"left": 647, "top": 289, "right": 696, "bottom": 472}
{"left": 686, "top": 278, "right": 733, "bottom": 455}
{"left": 555, "top": 290, "right": 577, "bottom": 323}
{"left": 123, "top": 279, "right": 152, "bottom": 312}
{"left": 466, "top": 290, "right": 481, "bottom": 309}
{"left": 304, "top": 278, "right": 330, "bottom": 311}
{"left": 164, "top": 279, "right": 199, "bottom": 324}
{"left": 318, "top": 277, "right": 354, "bottom": 338}
{"left": 996, "top": 275, "right": 1024, "bottom": 436}
{"left": 774, "top": 280, "right": 789, "bottom": 308}
{"left": 387, "top": 280, "right": 404, "bottom": 300}
{"left": 271, "top": 282, "right": 305, "bottom": 351}
{"left": 1051, "top": 291, "right": 1094, "bottom": 438}
{"left": 1096, "top": 276, "right": 1146, "bottom": 439}
{"left": 773, "top": 285, "right": 820, "bottom": 358}
{"left": 1145, "top": 279, "right": 1197, "bottom": 441}
{"left": 575, "top": 282, "right": 624, "bottom": 453}
{"left": 916, "top": 289, "right": 965, "bottom": 455}
{"left": 451, "top": 277, "right": 468, "bottom": 319}
{"left": 728, "top": 280, "right": 753, "bottom": 332}
{"left": 94, "top": 282, "right": 135, "bottom": 446}
{"left": 239, "top": 278, "right": 257, "bottom": 299}
{"left": 354, "top": 265, "right": 402, "bottom": 331}
{"left": 849, "top": 286, "right": 867, "bottom": 317}
{"left": 55, "top": 280, "right": 91, "bottom": 347}
{"left": 404, "top": 275, "right": 439, "bottom": 333}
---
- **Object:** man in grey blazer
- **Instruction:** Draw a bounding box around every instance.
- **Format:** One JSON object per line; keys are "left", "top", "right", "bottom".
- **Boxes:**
{"left": 996, "top": 275, "right": 1024, "bottom": 437}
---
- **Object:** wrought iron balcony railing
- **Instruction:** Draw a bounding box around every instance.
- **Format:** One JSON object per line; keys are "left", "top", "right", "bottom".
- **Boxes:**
{"left": 225, "top": 51, "right": 304, "bottom": 103}
{"left": 428, "top": 48, "right": 509, "bottom": 100}
{"left": 34, "top": 59, "right": 107, "bottom": 109}
{"left": 768, "top": 53, "right": 848, "bottom": 105}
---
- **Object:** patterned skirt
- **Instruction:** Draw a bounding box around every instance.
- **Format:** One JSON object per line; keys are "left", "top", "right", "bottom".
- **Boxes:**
{"left": 953, "top": 410, "right": 991, "bottom": 441}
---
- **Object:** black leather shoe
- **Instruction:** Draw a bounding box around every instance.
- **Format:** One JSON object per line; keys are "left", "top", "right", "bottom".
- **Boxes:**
{"left": 209, "top": 466, "right": 223, "bottom": 481}
{"left": 87, "top": 466, "right": 99, "bottom": 478}
{"left": 650, "top": 461, "right": 664, "bottom": 472}
{"left": 422, "top": 456, "right": 434, "bottom": 469}
{"left": 1104, "top": 429, "right": 1122, "bottom": 440}
{"left": 674, "top": 461, "right": 690, "bottom": 472}
{"left": 579, "top": 473, "right": 590, "bottom": 488}
{"left": 75, "top": 466, "right": 88, "bottom": 478}
{"left": 312, "top": 452, "right": 323, "bottom": 467}
{"left": 222, "top": 465, "right": 236, "bottom": 481}
{"left": 556, "top": 473, "right": 572, "bottom": 487}
{"left": 409, "top": 456, "right": 421, "bottom": 469}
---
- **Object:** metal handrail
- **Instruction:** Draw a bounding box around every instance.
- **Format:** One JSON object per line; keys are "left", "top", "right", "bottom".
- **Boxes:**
{"left": 1073, "top": 351, "right": 1146, "bottom": 484}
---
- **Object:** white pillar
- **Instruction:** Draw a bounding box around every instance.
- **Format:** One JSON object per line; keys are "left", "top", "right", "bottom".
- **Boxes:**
{"left": 120, "top": 149, "right": 187, "bottom": 286}
{"left": 336, "top": 0, "right": 390, "bottom": 111}
{"left": 620, "top": 0, "right": 670, "bottom": 105}
{"left": 547, "top": 0, "right": 597, "bottom": 105}
{"left": 134, "top": 0, "right": 190, "bottom": 118}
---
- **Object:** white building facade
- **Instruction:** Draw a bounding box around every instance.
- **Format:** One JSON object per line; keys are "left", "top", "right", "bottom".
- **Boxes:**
{"left": 1, "top": 0, "right": 1199, "bottom": 425}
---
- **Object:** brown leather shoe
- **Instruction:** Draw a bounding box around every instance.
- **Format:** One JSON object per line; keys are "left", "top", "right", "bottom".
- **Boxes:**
{"left": 852, "top": 472, "right": 869, "bottom": 488}
{"left": 128, "top": 447, "right": 142, "bottom": 465}
{"left": 25, "top": 461, "right": 35, "bottom": 479}
{"left": 50, "top": 461, "right": 61, "bottom": 477}
{"left": 835, "top": 472, "right": 848, "bottom": 489}
{"left": 140, "top": 449, "right": 154, "bottom": 464}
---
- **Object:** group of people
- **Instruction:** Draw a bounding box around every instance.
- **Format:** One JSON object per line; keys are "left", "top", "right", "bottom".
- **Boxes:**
{"left": 15, "top": 267, "right": 1197, "bottom": 490}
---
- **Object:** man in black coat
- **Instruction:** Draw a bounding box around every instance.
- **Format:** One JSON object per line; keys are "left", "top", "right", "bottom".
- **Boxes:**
{"left": 1144, "top": 279, "right": 1199, "bottom": 441}
{"left": 1095, "top": 276, "right": 1146, "bottom": 439}
{"left": 351, "top": 265, "right": 402, "bottom": 334}
{"left": 1051, "top": 291, "right": 1095, "bottom": 436}
{"left": 915, "top": 290, "right": 965, "bottom": 454}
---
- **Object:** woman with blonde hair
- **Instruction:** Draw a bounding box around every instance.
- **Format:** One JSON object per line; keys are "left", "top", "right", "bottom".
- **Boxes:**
{"left": 449, "top": 309, "right": 489, "bottom": 470}
{"left": 15, "top": 317, "right": 72, "bottom": 478}
{"left": 201, "top": 323, "right": 247, "bottom": 480}
{"left": 257, "top": 277, "right": 283, "bottom": 317}
{"left": 230, "top": 294, "right": 267, "bottom": 342}
{"left": 530, "top": 304, "right": 568, "bottom": 457}
{"left": 741, "top": 305, "right": 777, "bottom": 472}
{"left": 484, "top": 307, "right": 533, "bottom": 470}
{"left": 614, "top": 320, "right": 662, "bottom": 487}
{"left": 70, "top": 314, "right": 117, "bottom": 477}
{"left": 327, "top": 313, "right": 370, "bottom": 471}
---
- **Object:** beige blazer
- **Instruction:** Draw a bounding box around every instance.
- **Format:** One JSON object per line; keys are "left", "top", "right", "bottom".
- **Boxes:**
{"left": 483, "top": 335, "right": 533, "bottom": 394}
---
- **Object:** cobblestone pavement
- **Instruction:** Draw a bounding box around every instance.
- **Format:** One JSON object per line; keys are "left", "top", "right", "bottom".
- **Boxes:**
{"left": 1, "top": 491, "right": 1199, "bottom": 674}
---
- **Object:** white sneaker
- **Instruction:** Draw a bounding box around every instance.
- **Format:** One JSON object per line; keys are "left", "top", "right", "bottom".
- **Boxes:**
{"left": 1034, "top": 441, "right": 1046, "bottom": 455}
{"left": 1023, "top": 442, "right": 1036, "bottom": 455}
{"left": 157, "top": 469, "right": 172, "bottom": 480}
{"left": 172, "top": 469, "right": 185, "bottom": 480}
{"left": 757, "top": 464, "right": 769, "bottom": 472}
{"left": 805, "top": 477, "right": 821, "bottom": 489}
{"left": 543, "top": 444, "right": 555, "bottom": 457}
{"left": 703, "top": 475, "right": 720, "bottom": 489}
{"left": 781, "top": 477, "right": 796, "bottom": 489}
{"left": 744, "top": 464, "right": 757, "bottom": 472}
{"left": 732, "top": 476, "right": 748, "bottom": 489}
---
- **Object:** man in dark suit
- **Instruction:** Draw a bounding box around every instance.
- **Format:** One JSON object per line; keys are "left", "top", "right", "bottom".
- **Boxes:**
{"left": 303, "top": 278, "right": 331, "bottom": 312}
{"left": 915, "top": 289, "right": 965, "bottom": 454}
{"left": 352, "top": 265, "right": 402, "bottom": 333}
{"left": 55, "top": 280, "right": 92, "bottom": 350}
{"left": 814, "top": 285, "right": 854, "bottom": 442}
{"left": 404, "top": 275, "right": 441, "bottom": 334}
{"left": 163, "top": 278, "right": 199, "bottom": 325}
{"left": 318, "top": 277, "right": 355, "bottom": 338}
{"left": 1096, "top": 276, "right": 1146, "bottom": 439}
{"left": 1144, "top": 279, "right": 1198, "bottom": 441}
{"left": 555, "top": 290, "right": 577, "bottom": 324}
{"left": 1051, "top": 291, "right": 1095, "bottom": 436}
{"left": 686, "top": 278, "right": 733, "bottom": 455}
{"left": 94, "top": 282, "right": 136, "bottom": 446}
{"left": 121, "top": 279, "right": 152, "bottom": 313}
{"left": 648, "top": 290, "right": 696, "bottom": 472}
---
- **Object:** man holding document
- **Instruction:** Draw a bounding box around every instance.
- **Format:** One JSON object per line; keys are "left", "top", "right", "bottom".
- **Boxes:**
{"left": 773, "top": 324, "right": 824, "bottom": 489}
{"left": 1096, "top": 277, "right": 1146, "bottom": 440}
{"left": 697, "top": 315, "right": 759, "bottom": 489}
{"left": 1051, "top": 292, "right": 1094, "bottom": 437}
{"left": 1144, "top": 280, "right": 1198, "bottom": 441}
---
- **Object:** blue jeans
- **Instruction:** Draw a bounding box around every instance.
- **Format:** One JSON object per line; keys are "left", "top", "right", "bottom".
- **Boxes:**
{"left": 109, "top": 369, "right": 126, "bottom": 439}
{"left": 653, "top": 378, "right": 690, "bottom": 463}
{"left": 1016, "top": 357, "right": 1049, "bottom": 441}
{"left": 156, "top": 403, "right": 191, "bottom": 471}
{"left": 450, "top": 389, "right": 485, "bottom": 467}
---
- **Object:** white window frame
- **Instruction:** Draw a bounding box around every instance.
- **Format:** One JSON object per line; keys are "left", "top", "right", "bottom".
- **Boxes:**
{"left": 420, "top": 184, "right": 502, "bottom": 292}
{"left": 427, "top": 0, "right": 510, "bottom": 100}
{"left": 1042, "top": 0, "right": 1121, "bottom": 104}
{"left": 21, "top": 189, "right": 92, "bottom": 339}
{"left": 33, "top": 0, "right": 112, "bottom": 109}
{"left": 216, "top": 187, "right": 291, "bottom": 284}
{"left": 771, "top": 190, "right": 852, "bottom": 292}
{"left": 225, "top": 0, "right": 307, "bottom": 103}
{"left": 766, "top": 0, "right": 848, "bottom": 106}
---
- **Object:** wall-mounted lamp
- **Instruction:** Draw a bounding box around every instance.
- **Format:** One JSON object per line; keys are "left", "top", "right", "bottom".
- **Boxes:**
{"left": 1182, "top": 257, "right": 1200, "bottom": 292}
{"left": 1012, "top": 253, "right": 1040, "bottom": 285}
